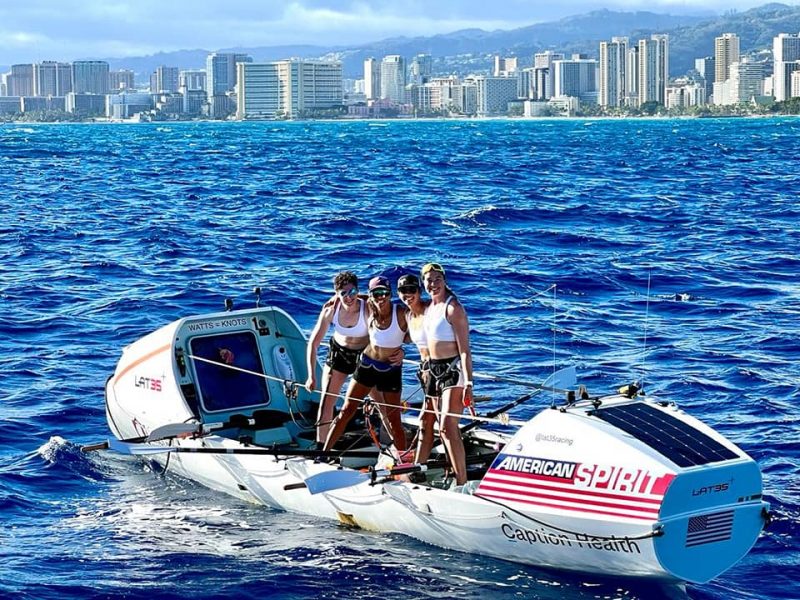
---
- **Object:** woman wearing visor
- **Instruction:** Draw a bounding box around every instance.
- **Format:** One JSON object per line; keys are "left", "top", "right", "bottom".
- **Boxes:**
{"left": 323, "top": 276, "right": 409, "bottom": 454}
{"left": 305, "top": 271, "right": 369, "bottom": 448}
{"left": 421, "top": 262, "right": 474, "bottom": 485}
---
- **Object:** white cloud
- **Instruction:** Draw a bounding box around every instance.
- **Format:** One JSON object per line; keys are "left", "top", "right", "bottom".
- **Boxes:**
{"left": 0, "top": 0, "right": 797, "bottom": 65}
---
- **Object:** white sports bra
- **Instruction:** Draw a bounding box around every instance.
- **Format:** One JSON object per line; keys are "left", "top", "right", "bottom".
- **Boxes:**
{"left": 370, "top": 305, "right": 406, "bottom": 348}
{"left": 408, "top": 306, "right": 428, "bottom": 351}
{"left": 423, "top": 296, "right": 456, "bottom": 343}
{"left": 332, "top": 299, "right": 368, "bottom": 345}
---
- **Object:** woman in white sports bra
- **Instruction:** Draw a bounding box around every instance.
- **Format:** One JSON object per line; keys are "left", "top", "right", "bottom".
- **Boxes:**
{"left": 305, "top": 271, "right": 370, "bottom": 448}
{"left": 397, "top": 273, "right": 438, "bottom": 464}
{"left": 323, "top": 275, "right": 409, "bottom": 454}
{"left": 421, "top": 262, "right": 474, "bottom": 485}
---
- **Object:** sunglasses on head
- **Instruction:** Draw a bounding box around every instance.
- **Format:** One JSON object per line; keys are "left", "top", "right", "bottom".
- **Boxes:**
{"left": 421, "top": 262, "right": 445, "bottom": 277}
{"left": 398, "top": 285, "right": 420, "bottom": 294}
{"left": 370, "top": 289, "right": 391, "bottom": 298}
{"left": 337, "top": 288, "right": 358, "bottom": 299}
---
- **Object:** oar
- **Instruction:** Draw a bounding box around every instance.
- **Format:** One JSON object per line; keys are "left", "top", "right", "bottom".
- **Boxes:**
{"left": 297, "top": 452, "right": 499, "bottom": 494}
{"left": 303, "top": 463, "right": 430, "bottom": 495}
{"left": 459, "top": 366, "right": 577, "bottom": 436}
{"left": 473, "top": 365, "right": 577, "bottom": 392}
{"left": 103, "top": 438, "right": 380, "bottom": 459}
{"left": 81, "top": 422, "right": 204, "bottom": 452}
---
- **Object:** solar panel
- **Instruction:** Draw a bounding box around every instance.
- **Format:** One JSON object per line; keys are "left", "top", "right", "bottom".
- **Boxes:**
{"left": 590, "top": 402, "right": 740, "bottom": 468}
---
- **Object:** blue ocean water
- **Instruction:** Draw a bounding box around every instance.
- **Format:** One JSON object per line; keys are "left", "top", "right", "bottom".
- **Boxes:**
{"left": 1, "top": 118, "right": 798, "bottom": 599}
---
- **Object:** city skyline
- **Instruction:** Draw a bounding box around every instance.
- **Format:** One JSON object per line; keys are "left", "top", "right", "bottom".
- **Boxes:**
{"left": 3, "top": 1, "right": 798, "bottom": 66}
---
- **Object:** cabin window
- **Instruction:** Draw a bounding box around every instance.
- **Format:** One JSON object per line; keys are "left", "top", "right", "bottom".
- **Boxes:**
{"left": 189, "top": 331, "right": 270, "bottom": 412}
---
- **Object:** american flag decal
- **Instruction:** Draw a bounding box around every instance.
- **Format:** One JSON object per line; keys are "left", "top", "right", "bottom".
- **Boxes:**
{"left": 685, "top": 510, "right": 735, "bottom": 547}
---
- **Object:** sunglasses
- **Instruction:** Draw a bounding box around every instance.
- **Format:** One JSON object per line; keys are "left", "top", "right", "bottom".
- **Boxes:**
{"left": 398, "top": 285, "right": 420, "bottom": 294}
{"left": 370, "top": 289, "right": 391, "bottom": 298}
{"left": 337, "top": 288, "right": 358, "bottom": 299}
{"left": 421, "top": 262, "right": 445, "bottom": 277}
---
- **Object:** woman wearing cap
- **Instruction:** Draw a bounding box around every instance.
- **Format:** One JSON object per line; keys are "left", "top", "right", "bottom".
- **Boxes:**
{"left": 305, "top": 271, "right": 370, "bottom": 448}
{"left": 421, "top": 262, "right": 473, "bottom": 485}
{"left": 396, "top": 274, "right": 437, "bottom": 464}
{"left": 323, "top": 275, "right": 409, "bottom": 454}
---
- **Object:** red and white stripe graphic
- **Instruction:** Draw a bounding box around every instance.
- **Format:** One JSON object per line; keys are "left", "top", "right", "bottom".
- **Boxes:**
{"left": 476, "top": 456, "right": 674, "bottom": 522}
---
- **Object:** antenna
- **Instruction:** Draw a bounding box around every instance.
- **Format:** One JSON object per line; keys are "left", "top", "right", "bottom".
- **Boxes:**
{"left": 639, "top": 272, "right": 652, "bottom": 394}
{"left": 551, "top": 283, "right": 557, "bottom": 408}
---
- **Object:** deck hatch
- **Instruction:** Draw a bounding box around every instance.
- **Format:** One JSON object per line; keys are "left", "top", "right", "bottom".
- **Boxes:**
{"left": 591, "top": 403, "right": 739, "bottom": 467}
{"left": 190, "top": 331, "right": 270, "bottom": 412}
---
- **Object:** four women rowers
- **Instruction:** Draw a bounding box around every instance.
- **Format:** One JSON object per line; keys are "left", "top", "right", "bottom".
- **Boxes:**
{"left": 305, "top": 263, "right": 474, "bottom": 485}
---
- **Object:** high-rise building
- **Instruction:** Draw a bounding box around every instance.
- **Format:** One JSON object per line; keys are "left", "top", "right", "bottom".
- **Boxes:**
{"left": 731, "top": 59, "right": 764, "bottom": 103}
{"left": 793, "top": 70, "right": 800, "bottom": 98}
{"left": 773, "top": 33, "right": 800, "bottom": 101}
{"left": 179, "top": 70, "right": 207, "bottom": 92}
{"left": 599, "top": 37, "right": 628, "bottom": 107}
{"left": 626, "top": 45, "right": 640, "bottom": 106}
{"left": 364, "top": 58, "right": 381, "bottom": 101}
{"left": 639, "top": 35, "right": 669, "bottom": 106}
{"left": 72, "top": 61, "right": 109, "bottom": 94}
{"left": 410, "top": 54, "right": 433, "bottom": 85}
{"left": 109, "top": 70, "right": 135, "bottom": 91}
{"left": 151, "top": 66, "right": 180, "bottom": 93}
{"left": 694, "top": 56, "right": 716, "bottom": 101}
{"left": 32, "top": 61, "right": 72, "bottom": 97}
{"left": 715, "top": 33, "right": 740, "bottom": 84}
{"left": 5, "top": 64, "right": 34, "bottom": 96}
{"left": 470, "top": 76, "right": 518, "bottom": 116}
{"left": 236, "top": 60, "right": 342, "bottom": 119}
{"left": 206, "top": 52, "right": 252, "bottom": 96}
{"left": 380, "top": 55, "right": 406, "bottom": 104}
{"left": 206, "top": 52, "right": 252, "bottom": 118}
{"left": 493, "top": 56, "right": 518, "bottom": 77}
{"left": 533, "top": 51, "right": 564, "bottom": 100}
{"left": 553, "top": 55, "right": 598, "bottom": 103}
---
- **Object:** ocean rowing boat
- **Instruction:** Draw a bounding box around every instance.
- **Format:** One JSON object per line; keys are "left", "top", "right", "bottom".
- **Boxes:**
{"left": 92, "top": 304, "right": 769, "bottom": 584}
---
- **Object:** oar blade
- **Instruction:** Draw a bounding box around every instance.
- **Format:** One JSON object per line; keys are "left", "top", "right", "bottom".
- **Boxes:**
{"left": 304, "top": 469, "right": 370, "bottom": 495}
{"left": 145, "top": 423, "right": 199, "bottom": 442}
{"left": 543, "top": 365, "right": 577, "bottom": 390}
{"left": 107, "top": 438, "right": 176, "bottom": 456}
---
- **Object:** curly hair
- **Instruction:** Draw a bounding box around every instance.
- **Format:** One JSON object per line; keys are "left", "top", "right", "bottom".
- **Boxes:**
{"left": 333, "top": 271, "right": 358, "bottom": 291}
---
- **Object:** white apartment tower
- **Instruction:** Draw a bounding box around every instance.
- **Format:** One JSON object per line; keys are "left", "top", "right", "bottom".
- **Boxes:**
{"left": 638, "top": 35, "right": 669, "bottom": 106}
{"left": 715, "top": 33, "right": 740, "bottom": 84}
{"left": 599, "top": 37, "right": 628, "bottom": 107}
{"left": 626, "top": 45, "right": 640, "bottom": 106}
{"left": 236, "top": 60, "right": 343, "bottom": 119}
{"left": 364, "top": 58, "right": 381, "bottom": 100}
{"left": 773, "top": 33, "right": 800, "bottom": 101}
{"left": 380, "top": 55, "right": 407, "bottom": 104}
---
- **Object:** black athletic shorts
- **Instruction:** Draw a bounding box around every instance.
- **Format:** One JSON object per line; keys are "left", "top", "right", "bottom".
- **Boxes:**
{"left": 429, "top": 356, "right": 463, "bottom": 395}
{"left": 325, "top": 338, "right": 362, "bottom": 375}
{"left": 353, "top": 355, "right": 402, "bottom": 393}
{"left": 417, "top": 359, "right": 438, "bottom": 397}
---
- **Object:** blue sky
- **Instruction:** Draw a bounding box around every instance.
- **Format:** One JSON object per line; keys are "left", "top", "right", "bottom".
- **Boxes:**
{"left": 0, "top": 1, "right": 794, "bottom": 65}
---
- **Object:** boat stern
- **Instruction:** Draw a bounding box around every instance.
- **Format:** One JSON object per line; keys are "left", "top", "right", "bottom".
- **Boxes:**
{"left": 654, "top": 458, "right": 769, "bottom": 583}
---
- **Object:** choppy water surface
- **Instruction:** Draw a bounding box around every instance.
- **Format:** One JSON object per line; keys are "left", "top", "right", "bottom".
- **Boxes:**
{"left": 1, "top": 118, "right": 798, "bottom": 599}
